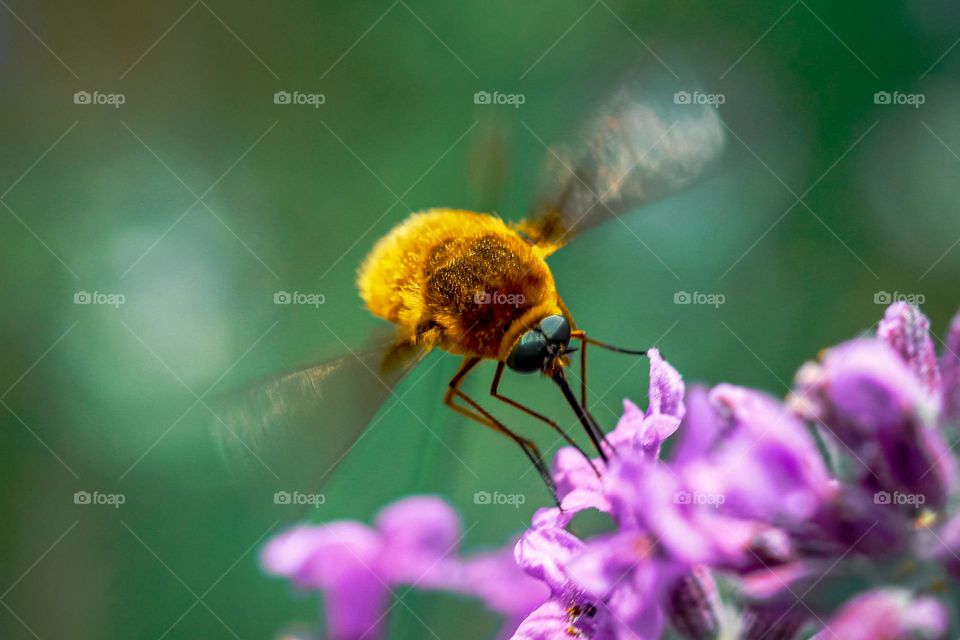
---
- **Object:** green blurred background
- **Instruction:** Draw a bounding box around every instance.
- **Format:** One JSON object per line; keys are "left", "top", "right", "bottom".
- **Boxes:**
{"left": 2, "top": 1, "right": 959, "bottom": 638}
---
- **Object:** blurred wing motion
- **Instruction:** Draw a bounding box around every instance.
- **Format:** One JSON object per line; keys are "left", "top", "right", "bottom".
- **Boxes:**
{"left": 521, "top": 62, "right": 727, "bottom": 247}
{"left": 212, "top": 338, "right": 426, "bottom": 493}
{"left": 466, "top": 112, "right": 512, "bottom": 213}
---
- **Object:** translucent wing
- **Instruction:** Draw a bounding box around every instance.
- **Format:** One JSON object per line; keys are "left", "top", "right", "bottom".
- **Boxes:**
{"left": 521, "top": 61, "right": 727, "bottom": 247}
{"left": 211, "top": 338, "right": 426, "bottom": 498}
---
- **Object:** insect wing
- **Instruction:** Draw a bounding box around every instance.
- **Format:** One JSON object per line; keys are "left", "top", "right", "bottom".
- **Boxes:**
{"left": 523, "top": 61, "right": 727, "bottom": 246}
{"left": 212, "top": 340, "right": 425, "bottom": 497}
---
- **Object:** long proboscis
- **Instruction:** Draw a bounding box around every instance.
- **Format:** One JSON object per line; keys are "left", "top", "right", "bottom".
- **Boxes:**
{"left": 550, "top": 369, "right": 610, "bottom": 463}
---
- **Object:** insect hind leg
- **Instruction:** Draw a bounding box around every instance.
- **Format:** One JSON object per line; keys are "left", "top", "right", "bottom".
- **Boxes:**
{"left": 444, "top": 357, "right": 560, "bottom": 506}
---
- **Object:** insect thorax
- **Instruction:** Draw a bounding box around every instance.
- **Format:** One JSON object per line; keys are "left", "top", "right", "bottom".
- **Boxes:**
{"left": 423, "top": 233, "right": 555, "bottom": 358}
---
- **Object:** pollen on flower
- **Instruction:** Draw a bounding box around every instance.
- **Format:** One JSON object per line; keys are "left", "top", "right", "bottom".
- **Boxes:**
{"left": 915, "top": 509, "right": 938, "bottom": 530}
{"left": 563, "top": 600, "right": 600, "bottom": 638}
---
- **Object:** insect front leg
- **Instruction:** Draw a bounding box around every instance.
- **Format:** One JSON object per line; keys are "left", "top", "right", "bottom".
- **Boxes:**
{"left": 488, "top": 361, "right": 599, "bottom": 478}
{"left": 444, "top": 357, "right": 560, "bottom": 505}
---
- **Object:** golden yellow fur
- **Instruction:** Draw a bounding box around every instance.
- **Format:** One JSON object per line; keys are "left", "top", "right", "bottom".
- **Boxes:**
{"left": 357, "top": 209, "right": 563, "bottom": 360}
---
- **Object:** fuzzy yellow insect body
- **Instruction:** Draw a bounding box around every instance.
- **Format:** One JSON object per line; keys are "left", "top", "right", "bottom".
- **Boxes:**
{"left": 357, "top": 208, "right": 564, "bottom": 361}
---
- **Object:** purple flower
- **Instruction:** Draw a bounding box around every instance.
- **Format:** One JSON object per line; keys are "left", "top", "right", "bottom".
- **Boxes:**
{"left": 664, "top": 566, "right": 721, "bottom": 640}
{"left": 941, "top": 312, "right": 960, "bottom": 424}
{"left": 605, "top": 454, "right": 794, "bottom": 571}
{"left": 463, "top": 543, "right": 549, "bottom": 639}
{"left": 262, "top": 496, "right": 464, "bottom": 640}
{"left": 553, "top": 349, "right": 683, "bottom": 502}
{"left": 796, "top": 336, "right": 953, "bottom": 509}
{"left": 814, "top": 588, "right": 949, "bottom": 640}
{"left": 263, "top": 522, "right": 390, "bottom": 640}
{"left": 263, "top": 304, "right": 960, "bottom": 640}
{"left": 511, "top": 524, "right": 668, "bottom": 640}
{"left": 603, "top": 383, "right": 827, "bottom": 572}
{"left": 878, "top": 302, "right": 942, "bottom": 397}
{"left": 687, "top": 384, "right": 832, "bottom": 523}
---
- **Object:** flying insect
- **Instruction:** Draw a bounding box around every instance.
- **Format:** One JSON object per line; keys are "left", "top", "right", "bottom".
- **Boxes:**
{"left": 217, "top": 62, "right": 727, "bottom": 500}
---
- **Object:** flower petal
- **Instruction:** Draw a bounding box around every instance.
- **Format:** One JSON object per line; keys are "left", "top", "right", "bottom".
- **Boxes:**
{"left": 464, "top": 543, "right": 549, "bottom": 617}
{"left": 510, "top": 597, "right": 615, "bottom": 640}
{"left": 647, "top": 348, "right": 685, "bottom": 420}
{"left": 671, "top": 385, "right": 721, "bottom": 464}
{"left": 817, "top": 588, "right": 949, "bottom": 640}
{"left": 514, "top": 525, "right": 589, "bottom": 594}
{"left": 878, "top": 302, "right": 941, "bottom": 396}
{"left": 324, "top": 571, "right": 391, "bottom": 640}
{"left": 262, "top": 523, "right": 389, "bottom": 640}
{"left": 820, "top": 340, "right": 953, "bottom": 507}
{"left": 940, "top": 309, "right": 960, "bottom": 424}
{"left": 375, "top": 495, "right": 463, "bottom": 587}
{"left": 262, "top": 522, "right": 382, "bottom": 590}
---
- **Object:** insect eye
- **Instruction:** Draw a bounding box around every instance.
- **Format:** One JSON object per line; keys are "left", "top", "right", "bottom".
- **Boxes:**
{"left": 506, "top": 330, "right": 549, "bottom": 373}
{"left": 539, "top": 315, "right": 571, "bottom": 346}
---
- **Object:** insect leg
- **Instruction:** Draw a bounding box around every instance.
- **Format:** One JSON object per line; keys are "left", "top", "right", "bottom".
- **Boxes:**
{"left": 572, "top": 329, "right": 591, "bottom": 411}
{"left": 444, "top": 357, "right": 559, "bottom": 504}
{"left": 488, "top": 361, "right": 600, "bottom": 477}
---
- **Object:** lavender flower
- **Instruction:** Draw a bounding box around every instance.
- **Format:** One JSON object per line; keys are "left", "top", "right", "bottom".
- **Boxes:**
{"left": 262, "top": 495, "right": 549, "bottom": 640}
{"left": 463, "top": 543, "right": 550, "bottom": 639}
{"left": 814, "top": 588, "right": 949, "bottom": 640}
{"left": 262, "top": 496, "right": 464, "bottom": 640}
{"left": 941, "top": 312, "right": 960, "bottom": 425}
{"left": 553, "top": 348, "right": 683, "bottom": 507}
{"left": 264, "top": 304, "right": 960, "bottom": 640}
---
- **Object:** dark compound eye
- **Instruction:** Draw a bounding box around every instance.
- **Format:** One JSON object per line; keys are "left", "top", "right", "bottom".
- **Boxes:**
{"left": 506, "top": 329, "right": 549, "bottom": 373}
{"left": 539, "top": 314, "right": 571, "bottom": 346}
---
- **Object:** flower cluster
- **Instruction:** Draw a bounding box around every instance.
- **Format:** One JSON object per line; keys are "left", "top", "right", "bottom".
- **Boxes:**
{"left": 263, "top": 303, "right": 960, "bottom": 639}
